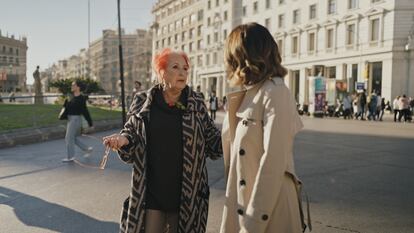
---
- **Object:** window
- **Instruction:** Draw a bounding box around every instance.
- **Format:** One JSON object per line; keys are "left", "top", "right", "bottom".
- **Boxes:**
{"left": 182, "top": 17, "right": 188, "bottom": 26}
{"left": 189, "top": 42, "right": 193, "bottom": 52}
{"left": 197, "top": 39, "right": 203, "bottom": 49}
{"left": 370, "top": 18, "right": 380, "bottom": 41}
{"left": 278, "top": 14, "right": 285, "bottom": 28}
{"left": 214, "top": 32, "right": 219, "bottom": 42}
{"left": 277, "top": 39, "right": 283, "bottom": 56}
{"left": 207, "top": 34, "right": 211, "bottom": 44}
{"left": 293, "top": 9, "right": 300, "bottom": 24}
{"left": 208, "top": 0, "right": 211, "bottom": 9}
{"left": 346, "top": 24, "right": 355, "bottom": 45}
{"left": 207, "top": 17, "right": 211, "bottom": 26}
{"left": 266, "top": 0, "right": 271, "bottom": 9}
{"left": 243, "top": 6, "right": 247, "bottom": 16}
{"left": 292, "top": 36, "right": 299, "bottom": 54}
{"left": 198, "top": 10, "right": 204, "bottom": 21}
{"left": 328, "top": 0, "right": 336, "bottom": 14}
{"left": 253, "top": 1, "right": 258, "bottom": 14}
{"left": 182, "top": 31, "right": 187, "bottom": 41}
{"left": 279, "top": 0, "right": 284, "bottom": 4}
{"left": 16, "top": 49, "right": 19, "bottom": 55}
{"left": 190, "top": 13, "right": 197, "bottom": 24}
{"left": 216, "top": 0, "right": 219, "bottom": 7}
{"left": 309, "top": 4, "right": 317, "bottom": 19}
{"left": 265, "top": 18, "right": 271, "bottom": 29}
{"left": 348, "top": 0, "right": 357, "bottom": 9}
{"left": 223, "top": 29, "right": 227, "bottom": 40}
{"left": 198, "top": 25, "right": 202, "bottom": 36}
{"left": 197, "top": 55, "right": 203, "bottom": 66}
{"left": 168, "top": 37, "right": 171, "bottom": 45}
{"left": 174, "top": 34, "right": 179, "bottom": 43}
{"left": 326, "top": 28, "right": 334, "bottom": 49}
{"left": 175, "top": 20, "right": 181, "bottom": 29}
{"left": 206, "top": 54, "right": 210, "bottom": 66}
{"left": 189, "top": 28, "right": 194, "bottom": 39}
{"left": 308, "top": 32, "right": 315, "bottom": 52}
{"left": 213, "top": 52, "right": 218, "bottom": 64}
{"left": 372, "top": 0, "right": 381, "bottom": 2}
{"left": 224, "top": 11, "right": 228, "bottom": 21}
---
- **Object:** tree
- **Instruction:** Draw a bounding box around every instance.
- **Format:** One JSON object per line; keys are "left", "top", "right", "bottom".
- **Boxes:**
{"left": 49, "top": 78, "right": 104, "bottom": 95}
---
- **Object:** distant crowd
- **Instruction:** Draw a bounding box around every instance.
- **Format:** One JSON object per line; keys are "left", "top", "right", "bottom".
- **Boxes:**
{"left": 298, "top": 90, "right": 414, "bottom": 123}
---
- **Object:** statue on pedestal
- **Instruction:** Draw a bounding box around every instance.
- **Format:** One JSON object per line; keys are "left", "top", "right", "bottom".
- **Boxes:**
{"left": 33, "top": 66, "right": 43, "bottom": 104}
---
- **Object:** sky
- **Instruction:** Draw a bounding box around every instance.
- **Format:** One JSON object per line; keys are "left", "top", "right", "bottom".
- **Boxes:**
{"left": 0, "top": 0, "right": 157, "bottom": 84}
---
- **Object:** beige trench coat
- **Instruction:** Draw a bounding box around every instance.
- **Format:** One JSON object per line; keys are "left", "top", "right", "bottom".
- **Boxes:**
{"left": 220, "top": 77, "right": 304, "bottom": 233}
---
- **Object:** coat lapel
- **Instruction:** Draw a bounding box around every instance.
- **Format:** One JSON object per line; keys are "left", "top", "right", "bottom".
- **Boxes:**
{"left": 227, "top": 90, "right": 246, "bottom": 141}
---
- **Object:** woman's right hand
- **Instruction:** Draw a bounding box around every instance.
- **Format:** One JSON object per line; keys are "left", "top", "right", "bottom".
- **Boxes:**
{"left": 103, "top": 134, "right": 129, "bottom": 150}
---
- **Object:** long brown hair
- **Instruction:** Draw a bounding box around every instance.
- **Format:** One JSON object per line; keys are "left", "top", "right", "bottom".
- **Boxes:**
{"left": 224, "top": 23, "right": 287, "bottom": 86}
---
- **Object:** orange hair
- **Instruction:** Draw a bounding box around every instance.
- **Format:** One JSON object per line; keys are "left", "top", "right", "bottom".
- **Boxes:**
{"left": 153, "top": 48, "right": 190, "bottom": 75}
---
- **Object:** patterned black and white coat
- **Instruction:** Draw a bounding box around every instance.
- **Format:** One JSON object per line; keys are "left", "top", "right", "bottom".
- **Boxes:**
{"left": 117, "top": 85, "right": 223, "bottom": 233}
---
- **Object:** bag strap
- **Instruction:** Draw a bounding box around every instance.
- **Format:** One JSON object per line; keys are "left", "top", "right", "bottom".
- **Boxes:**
{"left": 287, "top": 172, "right": 312, "bottom": 232}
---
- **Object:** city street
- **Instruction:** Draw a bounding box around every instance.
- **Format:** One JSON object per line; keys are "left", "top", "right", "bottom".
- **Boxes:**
{"left": 1, "top": 113, "right": 414, "bottom": 233}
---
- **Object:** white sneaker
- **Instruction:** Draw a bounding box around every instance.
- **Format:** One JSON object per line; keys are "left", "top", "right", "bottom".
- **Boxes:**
{"left": 62, "top": 157, "right": 75, "bottom": 162}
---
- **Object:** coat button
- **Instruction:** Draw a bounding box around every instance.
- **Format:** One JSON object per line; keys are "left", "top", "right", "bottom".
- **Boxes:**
{"left": 239, "top": 149, "right": 245, "bottom": 156}
{"left": 242, "top": 120, "right": 248, "bottom": 126}
{"left": 239, "top": 180, "right": 246, "bottom": 186}
{"left": 237, "top": 209, "right": 244, "bottom": 215}
{"left": 262, "top": 214, "right": 268, "bottom": 221}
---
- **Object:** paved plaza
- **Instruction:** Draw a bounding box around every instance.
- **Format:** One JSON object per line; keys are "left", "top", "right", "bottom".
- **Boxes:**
{"left": 1, "top": 113, "right": 413, "bottom": 233}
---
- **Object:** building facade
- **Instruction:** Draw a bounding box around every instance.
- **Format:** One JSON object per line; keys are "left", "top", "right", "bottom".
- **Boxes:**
{"left": 0, "top": 31, "right": 28, "bottom": 92}
{"left": 44, "top": 28, "right": 152, "bottom": 95}
{"left": 152, "top": 0, "right": 205, "bottom": 89}
{"left": 152, "top": 0, "right": 414, "bottom": 103}
{"left": 242, "top": 0, "right": 414, "bottom": 104}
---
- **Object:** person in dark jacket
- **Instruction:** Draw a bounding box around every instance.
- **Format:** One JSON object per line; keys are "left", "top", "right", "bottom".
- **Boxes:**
{"left": 103, "top": 48, "right": 222, "bottom": 233}
{"left": 62, "top": 80, "right": 93, "bottom": 162}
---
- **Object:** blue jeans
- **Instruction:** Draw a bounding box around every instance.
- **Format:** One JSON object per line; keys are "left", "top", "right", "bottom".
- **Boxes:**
{"left": 65, "top": 115, "right": 89, "bottom": 158}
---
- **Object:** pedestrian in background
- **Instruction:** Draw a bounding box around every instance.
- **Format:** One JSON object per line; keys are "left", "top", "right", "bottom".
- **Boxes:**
{"left": 343, "top": 93, "right": 352, "bottom": 119}
{"left": 379, "top": 97, "right": 386, "bottom": 121}
{"left": 209, "top": 90, "right": 218, "bottom": 120}
{"left": 360, "top": 90, "right": 367, "bottom": 120}
{"left": 132, "top": 81, "right": 142, "bottom": 97}
{"left": 103, "top": 48, "right": 222, "bottom": 233}
{"left": 367, "top": 92, "right": 378, "bottom": 121}
{"left": 62, "top": 80, "right": 93, "bottom": 162}
{"left": 398, "top": 94, "right": 410, "bottom": 122}
{"left": 196, "top": 85, "right": 205, "bottom": 100}
{"left": 393, "top": 96, "right": 400, "bottom": 122}
{"left": 220, "top": 23, "right": 308, "bottom": 233}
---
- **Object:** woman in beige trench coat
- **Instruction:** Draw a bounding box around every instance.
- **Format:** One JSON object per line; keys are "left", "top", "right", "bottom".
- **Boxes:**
{"left": 220, "top": 23, "right": 308, "bottom": 233}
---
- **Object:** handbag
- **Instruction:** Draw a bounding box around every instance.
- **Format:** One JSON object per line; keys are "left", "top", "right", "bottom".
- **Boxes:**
{"left": 58, "top": 99, "right": 68, "bottom": 120}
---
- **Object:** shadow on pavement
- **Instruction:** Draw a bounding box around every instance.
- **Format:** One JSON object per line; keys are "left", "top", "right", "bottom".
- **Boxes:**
{"left": 0, "top": 186, "right": 119, "bottom": 233}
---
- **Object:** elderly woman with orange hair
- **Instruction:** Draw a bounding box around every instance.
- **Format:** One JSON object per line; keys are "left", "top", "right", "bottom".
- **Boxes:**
{"left": 103, "top": 48, "right": 222, "bottom": 233}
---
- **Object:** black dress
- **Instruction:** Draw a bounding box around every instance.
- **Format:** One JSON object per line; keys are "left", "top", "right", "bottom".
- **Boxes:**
{"left": 145, "top": 88, "right": 187, "bottom": 212}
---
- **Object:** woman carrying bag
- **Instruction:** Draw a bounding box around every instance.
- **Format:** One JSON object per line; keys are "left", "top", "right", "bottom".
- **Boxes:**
{"left": 62, "top": 80, "right": 93, "bottom": 162}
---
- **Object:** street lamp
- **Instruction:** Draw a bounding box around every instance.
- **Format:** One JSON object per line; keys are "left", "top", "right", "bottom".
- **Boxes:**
{"left": 404, "top": 35, "right": 412, "bottom": 96}
{"left": 117, "top": 0, "right": 127, "bottom": 124}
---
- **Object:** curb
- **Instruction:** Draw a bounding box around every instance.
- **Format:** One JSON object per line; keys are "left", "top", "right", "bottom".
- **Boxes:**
{"left": 0, "top": 119, "right": 123, "bottom": 149}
